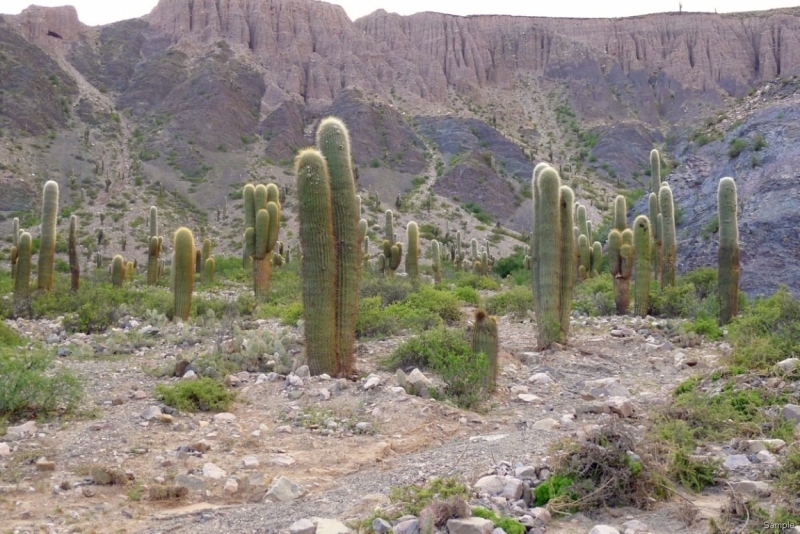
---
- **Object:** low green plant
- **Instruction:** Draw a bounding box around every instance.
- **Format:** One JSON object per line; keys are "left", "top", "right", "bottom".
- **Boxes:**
{"left": 533, "top": 474, "right": 576, "bottom": 506}
{"left": 154, "top": 377, "right": 233, "bottom": 412}
{"left": 728, "top": 138, "right": 748, "bottom": 158}
{"left": 453, "top": 272, "right": 501, "bottom": 290}
{"left": 669, "top": 450, "right": 719, "bottom": 492}
{"left": 686, "top": 313, "right": 723, "bottom": 340}
{"left": 388, "top": 477, "right": 469, "bottom": 516}
{"left": 0, "top": 347, "right": 82, "bottom": 421}
{"left": 0, "top": 322, "right": 22, "bottom": 347}
{"left": 573, "top": 273, "right": 615, "bottom": 316}
{"left": 471, "top": 507, "right": 526, "bottom": 534}
{"left": 485, "top": 286, "right": 533, "bottom": 317}
{"left": 453, "top": 286, "right": 479, "bottom": 305}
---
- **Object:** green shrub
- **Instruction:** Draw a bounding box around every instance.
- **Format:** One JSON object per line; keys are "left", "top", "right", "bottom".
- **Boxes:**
{"left": 453, "top": 286, "right": 479, "bottom": 305}
{"left": 729, "top": 287, "right": 800, "bottom": 369}
{"left": 355, "top": 297, "right": 442, "bottom": 339}
{"left": 0, "top": 322, "right": 22, "bottom": 347}
{"left": 485, "top": 286, "right": 533, "bottom": 317}
{"left": 472, "top": 507, "right": 526, "bottom": 534}
{"left": 686, "top": 314, "right": 722, "bottom": 340}
{"left": 534, "top": 474, "right": 576, "bottom": 506}
{"left": 453, "top": 273, "right": 501, "bottom": 290}
{"left": 727, "top": 138, "right": 748, "bottom": 158}
{"left": 493, "top": 248, "right": 525, "bottom": 278}
{"left": 649, "top": 282, "right": 699, "bottom": 318}
{"left": 155, "top": 377, "right": 233, "bottom": 412}
{"left": 389, "top": 477, "right": 469, "bottom": 516}
{"left": 682, "top": 267, "right": 717, "bottom": 299}
{"left": 280, "top": 301, "right": 303, "bottom": 325}
{"left": 402, "top": 285, "right": 461, "bottom": 324}
{"left": 753, "top": 133, "right": 767, "bottom": 151}
{"left": 0, "top": 348, "right": 82, "bottom": 421}
{"left": 360, "top": 275, "right": 415, "bottom": 305}
{"left": 573, "top": 274, "right": 615, "bottom": 316}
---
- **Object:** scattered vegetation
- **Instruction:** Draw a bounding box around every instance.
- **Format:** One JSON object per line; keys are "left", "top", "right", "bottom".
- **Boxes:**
{"left": 154, "top": 377, "right": 234, "bottom": 412}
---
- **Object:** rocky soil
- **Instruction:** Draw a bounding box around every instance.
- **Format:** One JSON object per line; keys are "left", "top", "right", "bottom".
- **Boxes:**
{"left": 2, "top": 305, "right": 798, "bottom": 534}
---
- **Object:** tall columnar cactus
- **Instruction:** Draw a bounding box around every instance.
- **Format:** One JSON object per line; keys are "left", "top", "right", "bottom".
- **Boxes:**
{"left": 252, "top": 192, "right": 280, "bottom": 299}
{"left": 173, "top": 227, "right": 195, "bottom": 321}
{"left": 385, "top": 210, "right": 394, "bottom": 241}
{"left": 11, "top": 217, "right": 19, "bottom": 279}
{"left": 608, "top": 229, "right": 635, "bottom": 315}
{"left": 296, "top": 149, "right": 338, "bottom": 375}
{"left": 243, "top": 184, "right": 256, "bottom": 269}
{"left": 614, "top": 195, "right": 627, "bottom": 232}
{"left": 472, "top": 309, "right": 498, "bottom": 392}
{"left": 147, "top": 207, "right": 161, "bottom": 285}
{"left": 406, "top": 221, "right": 419, "bottom": 279}
{"left": 201, "top": 238, "right": 212, "bottom": 282}
{"left": 591, "top": 242, "right": 602, "bottom": 275}
{"left": 649, "top": 149, "right": 661, "bottom": 194}
{"left": 648, "top": 193, "right": 661, "bottom": 280}
{"left": 317, "top": 117, "right": 361, "bottom": 377}
{"left": 431, "top": 239, "right": 442, "bottom": 283}
{"left": 578, "top": 234, "right": 590, "bottom": 280}
{"left": 14, "top": 232, "right": 32, "bottom": 301}
{"left": 718, "top": 177, "right": 740, "bottom": 325}
{"left": 38, "top": 180, "right": 59, "bottom": 291}
{"left": 126, "top": 261, "right": 134, "bottom": 283}
{"left": 195, "top": 249, "right": 202, "bottom": 274}
{"left": 68, "top": 214, "right": 80, "bottom": 292}
{"left": 204, "top": 257, "right": 215, "bottom": 284}
{"left": 659, "top": 183, "right": 677, "bottom": 288}
{"left": 470, "top": 238, "right": 478, "bottom": 262}
{"left": 532, "top": 166, "right": 574, "bottom": 349}
{"left": 633, "top": 215, "right": 651, "bottom": 317}
{"left": 531, "top": 162, "right": 551, "bottom": 323}
{"left": 111, "top": 255, "right": 126, "bottom": 287}
{"left": 558, "top": 185, "right": 576, "bottom": 337}
{"left": 577, "top": 204, "right": 589, "bottom": 241}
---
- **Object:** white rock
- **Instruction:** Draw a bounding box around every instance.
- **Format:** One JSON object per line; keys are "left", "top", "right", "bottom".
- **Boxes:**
{"left": 0, "top": 442, "right": 10, "bottom": 456}
{"left": 264, "top": 476, "right": 304, "bottom": 502}
{"left": 531, "top": 418, "right": 560, "bottom": 431}
{"left": 213, "top": 412, "right": 236, "bottom": 423}
{"left": 528, "top": 372, "right": 552, "bottom": 385}
{"left": 223, "top": 478, "right": 239, "bottom": 494}
{"left": 289, "top": 519, "right": 316, "bottom": 534}
{"left": 622, "top": 519, "right": 649, "bottom": 533}
{"left": 730, "top": 480, "right": 772, "bottom": 498}
{"left": 510, "top": 385, "right": 529, "bottom": 394}
{"left": 269, "top": 454, "right": 296, "bottom": 467}
{"left": 529, "top": 507, "right": 551, "bottom": 525}
{"left": 288, "top": 374, "right": 304, "bottom": 387}
{"left": 473, "top": 475, "right": 523, "bottom": 500}
{"left": 723, "top": 454, "right": 751, "bottom": 469}
{"left": 314, "top": 518, "right": 350, "bottom": 534}
{"left": 606, "top": 396, "right": 634, "bottom": 418}
{"left": 255, "top": 373, "right": 268, "bottom": 385}
{"left": 140, "top": 406, "right": 162, "bottom": 420}
{"left": 756, "top": 450, "right": 778, "bottom": 465}
{"left": 363, "top": 376, "right": 381, "bottom": 390}
{"left": 182, "top": 370, "right": 197, "bottom": 380}
{"left": 777, "top": 358, "right": 800, "bottom": 372}
{"left": 746, "top": 439, "right": 786, "bottom": 453}
{"left": 518, "top": 394, "right": 542, "bottom": 403}
{"left": 241, "top": 456, "right": 259, "bottom": 468}
{"left": 6, "top": 421, "right": 37, "bottom": 436}
{"left": 295, "top": 365, "right": 310, "bottom": 378}
{"left": 589, "top": 526, "right": 620, "bottom": 534}
{"left": 446, "top": 517, "right": 495, "bottom": 534}
{"left": 202, "top": 463, "right": 226, "bottom": 479}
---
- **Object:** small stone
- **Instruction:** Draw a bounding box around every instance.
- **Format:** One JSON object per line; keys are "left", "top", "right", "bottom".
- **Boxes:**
{"left": 606, "top": 396, "right": 634, "bottom": 418}
{"left": 224, "top": 375, "right": 241, "bottom": 387}
{"left": 242, "top": 456, "right": 259, "bottom": 469}
{"left": 514, "top": 465, "right": 538, "bottom": 479}
{"left": 7, "top": 421, "right": 37, "bottom": 436}
{"left": 140, "top": 406, "right": 162, "bottom": 420}
{"left": 276, "top": 425, "right": 292, "bottom": 434}
{"left": 372, "top": 518, "right": 391, "bottom": 533}
{"left": 782, "top": 404, "right": 800, "bottom": 424}
{"left": 576, "top": 402, "right": 610, "bottom": 415}
{"left": 319, "top": 388, "right": 331, "bottom": 400}
{"left": 355, "top": 422, "right": 372, "bottom": 432}
{"left": 264, "top": 476, "right": 304, "bottom": 502}
{"left": 730, "top": 480, "right": 771, "bottom": 498}
{"left": 622, "top": 519, "right": 648, "bottom": 533}
{"left": 396, "top": 369, "right": 407, "bottom": 388}
{"left": 288, "top": 374, "right": 304, "bottom": 387}
{"left": 589, "top": 526, "right": 620, "bottom": 534}
{"left": 528, "top": 373, "right": 552, "bottom": 384}
{"left": 182, "top": 370, "right": 198, "bottom": 380}
{"left": 287, "top": 390, "right": 304, "bottom": 400}
{"left": 0, "top": 443, "right": 11, "bottom": 456}
{"left": 746, "top": 439, "right": 786, "bottom": 453}
{"left": 158, "top": 414, "right": 173, "bottom": 424}
{"left": 518, "top": 394, "right": 541, "bottom": 403}
{"left": 393, "top": 519, "right": 419, "bottom": 534}
{"left": 531, "top": 418, "right": 560, "bottom": 431}
{"left": 446, "top": 517, "right": 495, "bottom": 534}
{"left": 723, "top": 454, "right": 751, "bottom": 469}
{"left": 112, "top": 394, "right": 127, "bottom": 406}
{"left": 363, "top": 375, "right": 381, "bottom": 390}
{"left": 36, "top": 458, "right": 56, "bottom": 471}
{"left": 289, "top": 518, "right": 316, "bottom": 534}
{"left": 175, "top": 474, "right": 205, "bottom": 492}
{"left": 529, "top": 507, "right": 551, "bottom": 525}
{"left": 474, "top": 475, "right": 523, "bottom": 500}
{"left": 777, "top": 358, "right": 800, "bottom": 372}
{"left": 255, "top": 373, "right": 268, "bottom": 385}
{"left": 407, "top": 368, "right": 433, "bottom": 397}
{"left": 213, "top": 412, "right": 236, "bottom": 423}
{"left": 202, "top": 463, "right": 226, "bottom": 479}
{"left": 756, "top": 450, "right": 778, "bottom": 465}
{"left": 314, "top": 518, "right": 350, "bottom": 534}
{"left": 223, "top": 478, "right": 238, "bottom": 494}
{"left": 269, "top": 454, "right": 296, "bottom": 467}
{"left": 57, "top": 347, "right": 71, "bottom": 357}
{"left": 510, "top": 385, "right": 529, "bottom": 394}
{"left": 295, "top": 365, "right": 310, "bottom": 378}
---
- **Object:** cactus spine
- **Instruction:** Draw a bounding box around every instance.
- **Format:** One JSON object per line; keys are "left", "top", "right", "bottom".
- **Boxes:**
{"left": 173, "top": 228, "right": 195, "bottom": 321}
{"left": 472, "top": 310, "right": 498, "bottom": 393}
{"left": 406, "top": 221, "right": 419, "bottom": 279}
{"left": 718, "top": 177, "right": 739, "bottom": 325}
{"left": 296, "top": 149, "right": 338, "bottom": 375}
{"left": 633, "top": 215, "right": 651, "bottom": 317}
{"left": 147, "top": 207, "right": 161, "bottom": 285}
{"left": 317, "top": 117, "right": 361, "bottom": 377}
{"left": 68, "top": 214, "right": 80, "bottom": 292}
{"left": 38, "top": 180, "right": 59, "bottom": 291}
{"left": 659, "top": 183, "right": 677, "bottom": 288}
{"left": 14, "top": 232, "right": 32, "bottom": 301}
{"left": 111, "top": 255, "right": 126, "bottom": 287}
{"left": 431, "top": 240, "right": 442, "bottom": 283}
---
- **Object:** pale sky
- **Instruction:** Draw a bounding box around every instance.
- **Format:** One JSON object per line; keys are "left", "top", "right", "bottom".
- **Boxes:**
{"left": 1, "top": 0, "right": 798, "bottom": 26}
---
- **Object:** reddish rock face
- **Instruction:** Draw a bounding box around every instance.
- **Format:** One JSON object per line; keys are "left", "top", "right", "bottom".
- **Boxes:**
{"left": 10, "top": 5, "right": 82, "bottom": 44}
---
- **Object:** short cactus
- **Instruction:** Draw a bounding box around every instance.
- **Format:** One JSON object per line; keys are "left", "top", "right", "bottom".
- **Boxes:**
{"left": 195, "top": 249, "right": 202, "bottom": 274}
{"left": 649, "top": 149, "right": 661, "bottom": 194}
{"left": 69, "top": 214, "right": 80, "bottom": 292}
{"left": 717, "top": 177, "right": 740, "bottom": 325}
{"left": 385, "top": 210, "right": 394, "bottom": 241}
{"left": 591, "top": 241, "right": 602, "bottom": 275}
{"left": 406, "top": 221, "right": 419, "bottom": 279}
{"left": 126, "top": 261, "right": 134, "bottom": 283}
{"left": 659, "top": 183, "right": 677, "bottom": 288}
{"left": 472, "top": 309, "right": 498, "bottom": 393}
{"left": 147, "top": 207, "right": 161, "bottom": 285}
{"left": 11, "top": 217, "right": 19, "bottom": 279}
{"left": 633, "top": 215, "right": 651, "bottom": 317}
{"left": 431, "top": 239, "right": 442, "bottom": 283}
{"left": 173, "top": 227, "right": 195, "bottom": 321}
{"left": 204, "top": 257, "right": 216, "bottom": 284}
{"left": 201, "top": 238, "right": 212, "bottom": 282}
{"left": 111, "top": 255, "right": 126, "bottom": 287}
{"left": 613, "top": 195, "right": 627, "bottom": 232}
{"left": 38, "top": 180, "right": 59, "bottom": 291}
{"left": 14, "top": 232, "right": 32, "bottom": 301}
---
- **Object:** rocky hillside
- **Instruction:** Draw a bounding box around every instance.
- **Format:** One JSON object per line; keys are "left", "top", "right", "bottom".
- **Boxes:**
{"left": 1, "top": 1, "right": 800, "bottom": 295}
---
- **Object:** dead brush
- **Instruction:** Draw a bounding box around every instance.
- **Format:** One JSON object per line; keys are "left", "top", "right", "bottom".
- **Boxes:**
{"left": 148, "top": 485, "right": 188, "bottom": 501}
{"left": 418, "top": 496, "right": 470, "bottom": 531}
{"left": 547, "top": 422, "right": 671, "bottom": 515}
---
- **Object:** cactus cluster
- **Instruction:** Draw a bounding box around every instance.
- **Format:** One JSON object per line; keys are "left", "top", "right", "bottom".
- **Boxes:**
{"left": 717, "top": 177, "right": 739, "bottom": 325}
{"left": 243, "top": 183, "right": 281, "bottom": 299}
{"left": 575, "top": 203, "right": 602, "bottom": 279}
{"left": 531, "top": 164, "right": 575, "bottom": 349}
{"left": 607, "top": 196, "right": 633, "bottom": 314}
{"left": 296, "top": 117, "right": 362, "bottom": 377}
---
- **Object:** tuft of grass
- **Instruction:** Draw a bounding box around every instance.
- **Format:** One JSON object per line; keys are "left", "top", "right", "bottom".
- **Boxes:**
{"left": 155, "top": 377, "right": 234, "bottom": 412}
